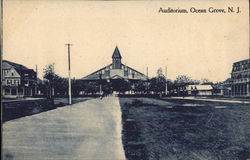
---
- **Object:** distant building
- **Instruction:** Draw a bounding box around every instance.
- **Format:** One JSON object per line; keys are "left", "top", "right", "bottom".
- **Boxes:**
{"left": 212, "top": 80, "right": 231, "bottom": 96}
{"left": 80, "top": 46, "right": 148, "bottom": 95}
{"left": 2, "top": 60, "right": 37, "bottom": 98}
{"left": 82, "top": 46, "right": 147, "bottom": 81}
{"left": 230, "top": 59, "right": 250, "bottom": 97}
{"left": 186, "top": 85, "right": 213, "bottom": 96}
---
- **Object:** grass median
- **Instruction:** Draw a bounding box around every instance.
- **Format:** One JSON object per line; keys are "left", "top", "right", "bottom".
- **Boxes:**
{"left": 119, "top": 97, "right": 250, "bottom": 160}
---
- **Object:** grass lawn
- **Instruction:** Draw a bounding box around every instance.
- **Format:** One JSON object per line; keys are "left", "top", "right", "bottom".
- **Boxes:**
{"left": 119, "top": 98, "right": 250, "bottom": 160}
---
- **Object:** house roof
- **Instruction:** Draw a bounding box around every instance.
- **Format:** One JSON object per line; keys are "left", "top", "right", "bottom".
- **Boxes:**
{"left": 3, "top": 60, "right": 29, "bottom": 70}
{"left": 112, "top": 46, "right": 122, "bottom": 59}
{"left": 3, "top": 60, "right": 36, "bottom": 78}
{"left": 187, "top": 85, "right": 213, "bottom": 91}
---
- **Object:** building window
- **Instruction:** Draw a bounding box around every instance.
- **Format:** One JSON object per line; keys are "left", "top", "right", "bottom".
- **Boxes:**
{"left": 14, "top": 80, "right": 19, "bottom": 85}
{"left": 132, "top": 72, "right": 135, "bottom": 78}
{"left": 6, "top": 79, "right": 12, "bottom": 85}
{"left": 23, "top": 80, "right": 29, "bottom": 86}
{"left": 105, "top": 70, "right": 110, "bottom": 77}
{"left": 124, "top": 71, "right": 128, "bottom": 76}
{"left": 236, "top": 74, "right": 242, "bottom": 79}
{"left": 18, "top": 88, "right": 23, "bottom": 93}
{"left": 11, "top": 89, "right": 17, "bottom": 95}
{"left": 3, "top": 70, "right": 8, "bottom": 76}
{"left": 233, "top": 66, "right": 237, "bottom": 72}
{"left": 5, "top": 89, "right": 10, "bottom": 95}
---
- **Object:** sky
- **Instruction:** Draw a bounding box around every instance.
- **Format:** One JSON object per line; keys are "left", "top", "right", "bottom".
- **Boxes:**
{"left": 3, "top": 0, "right": 249, "bottom": 82}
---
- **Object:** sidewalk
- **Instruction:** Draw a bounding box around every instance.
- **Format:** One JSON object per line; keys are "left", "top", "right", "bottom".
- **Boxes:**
{"left": 3, "top": 96, "right": 126, "bottom": 160}
{"left": 169, "top": 96, "right": 250, "bottom": 104}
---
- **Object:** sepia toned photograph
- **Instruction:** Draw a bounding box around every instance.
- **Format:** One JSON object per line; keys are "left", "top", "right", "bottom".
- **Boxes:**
{"left": 1, "top": 0, "right": 250, "bottom": 160}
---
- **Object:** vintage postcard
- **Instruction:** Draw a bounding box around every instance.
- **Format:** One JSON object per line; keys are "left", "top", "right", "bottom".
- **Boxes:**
{"left": 2, "top": 0, "right": 249, "bottom": 160}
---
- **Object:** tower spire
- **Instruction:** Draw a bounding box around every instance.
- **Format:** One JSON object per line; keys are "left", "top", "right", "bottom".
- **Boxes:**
{"left": 112, "top": 46, "right": 122, "bottom": 69}
{"left": 112, "top": 46, "right": 122, "bottom": 59}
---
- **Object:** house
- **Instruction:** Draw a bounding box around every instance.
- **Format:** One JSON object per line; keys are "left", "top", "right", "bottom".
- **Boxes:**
{"left": 2, "top": 60, "right": 37, "bottom": 98}
{"left": 186, "top": 84, "right": 213, "bottom": 96}
{"left": 230, "top": 59, "right": 250, "bottom": 97}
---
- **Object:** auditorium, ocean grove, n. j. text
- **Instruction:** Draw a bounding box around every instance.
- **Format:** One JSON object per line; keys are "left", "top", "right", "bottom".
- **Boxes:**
{"left": 159, "top": 6, "right": 241, "bottom": 14}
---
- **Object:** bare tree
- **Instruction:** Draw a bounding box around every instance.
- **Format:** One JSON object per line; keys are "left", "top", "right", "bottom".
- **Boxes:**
{"left": 157, "top": 68, "right": 164, "bottom": 78}
{"left": 201, "top": 78, "right": 213, "bottom": 84}
{"left": 174, "top": 75, "right": 193, "bottom": 96}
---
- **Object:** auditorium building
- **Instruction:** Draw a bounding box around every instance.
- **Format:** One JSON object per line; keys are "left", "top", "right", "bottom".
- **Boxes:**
{"left": 82, "top": 46, "right": 147, "bottom": 81}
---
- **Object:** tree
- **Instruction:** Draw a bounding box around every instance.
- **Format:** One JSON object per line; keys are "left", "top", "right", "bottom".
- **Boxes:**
{"left": 43, "top": 64, "right": 56, "bottom": 98}
{"left": 101, "top": 80, "right": 112, "bottom": 95}
{"left": 174, "top": 75, "right": 193, "bottom": 96}
{"left": 53, "top": 75, "right": 67, "bottom": 96}
{"left": 133, "top": 80, "right": 147, "bottom": 94}
{"left": 110, "top": 79, "right": 131, "bottom": 94}
{"left": 201, "top": 78, "right": 213, "bottom": 85}
{"left": 174, "top": 75, "right": 192, "bottom": 85}
{"left": 157, "top": 68, "right": 164, "bottom": 77}
{"left": 84, "top": 81, "right": 99, "bottom": 95}
{"left": 166, "top": 79, "right": 174, "bottom": 95}
{"left": 43, "top": 64, "right": 69, "bottom": 97}
{"left": 72, "top": 79, "right": 86, "bottom": 96}
{"left": 148, "top": 68, "right": 166, "bottom": 95}
{"left": 149, "top": 77, "right": 166, "bottom": 94}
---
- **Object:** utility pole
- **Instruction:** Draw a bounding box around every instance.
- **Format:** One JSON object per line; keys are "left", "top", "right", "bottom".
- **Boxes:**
{"left": 52, "top": 63, "right": 55, "bottom": 97}
{"left": 36, "top": 65, "right": 38, "bottom": 75}
{"left": 165, "top": 66, "right": 168, "bottom": 96}
{"left": 99, "top": 72, "right": 103, "bottom": 99}
{"left": 146, "top": 66, "right": 149, "bottom": 93}
{"left": 66, "top": 43, "right": 72, "bottom": 105}
{"left": 165, "top": 58, "right": 168, "bottom": 96}
{"left": 35, "top": 65, "right": 38, "bottom": 95}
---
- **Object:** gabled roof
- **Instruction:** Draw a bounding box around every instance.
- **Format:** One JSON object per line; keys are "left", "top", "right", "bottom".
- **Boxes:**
{"left": 82, "top": 64, "right": 112, "bottom": 80}
{"left": 112, "top": 46, "right": 122, "bottom": 59}
{"left": 81, "top": 63, "right": 147, "bottom": 81}
{"left": 3, "top": 60, "right": 29, "bottom": 70}
{"left": 2, "top": 60, "right": 36, "bottom": 78}
{"left": 4, "top": 68, "right": 21, "bottom": 78}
